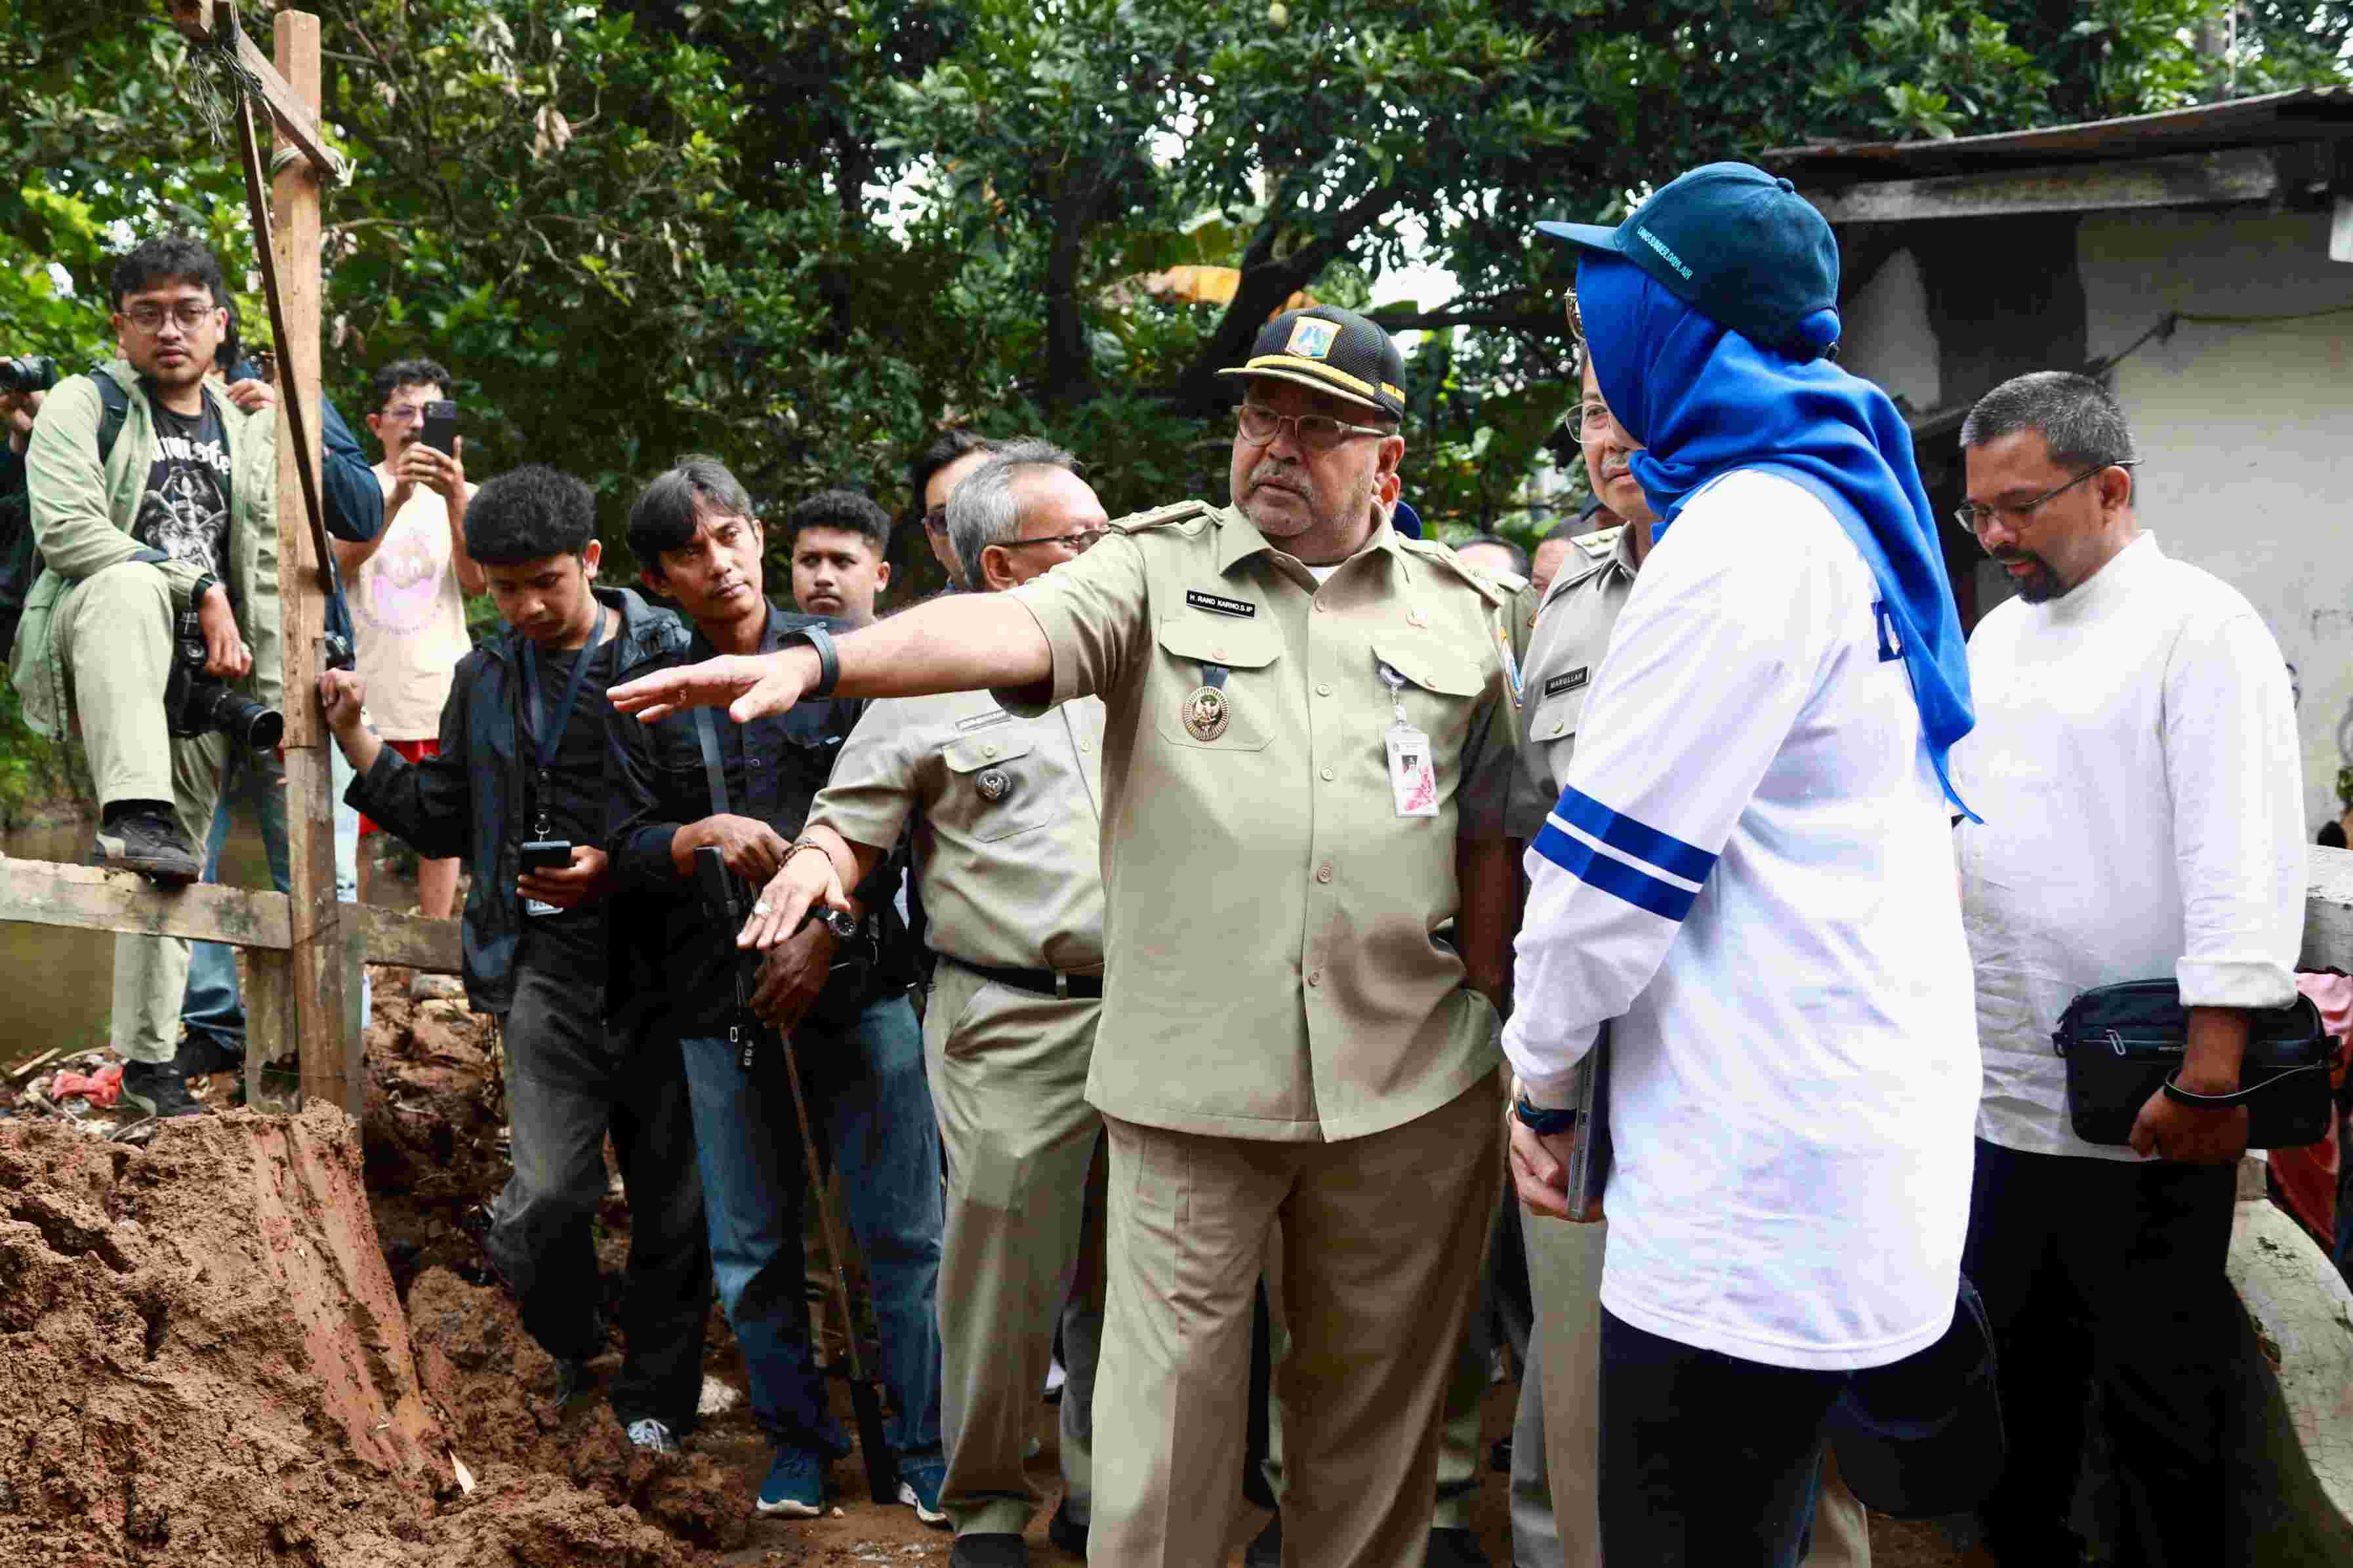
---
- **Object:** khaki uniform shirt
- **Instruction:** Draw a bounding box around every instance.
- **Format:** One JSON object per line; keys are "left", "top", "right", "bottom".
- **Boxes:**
{"left": 1000, "top": 500, "right": 1517, "bottom": 1143}
{"left": 1505, "top": 524, "right": 1637, "bottom": 841}
{"left": 809, "top": 691, "right": 1107, "bottom": 975}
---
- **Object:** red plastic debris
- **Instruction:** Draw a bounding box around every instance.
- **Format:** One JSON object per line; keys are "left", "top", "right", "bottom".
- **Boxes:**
{"left": 49, "top": 1062, "right": 124, "bottom": 1109}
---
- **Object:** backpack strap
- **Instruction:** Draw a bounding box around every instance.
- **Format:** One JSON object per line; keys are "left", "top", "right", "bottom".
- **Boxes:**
{"left": 91, "top": 367, "right": 131, "bottom": 466}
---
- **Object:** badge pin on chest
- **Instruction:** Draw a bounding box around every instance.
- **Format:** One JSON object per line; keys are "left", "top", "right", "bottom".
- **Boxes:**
{"left": 1182, "top": 686, "right": 1230, "bottom": 742}
{"left": 976, "top": 767, "right": 1012, "bottom": 801}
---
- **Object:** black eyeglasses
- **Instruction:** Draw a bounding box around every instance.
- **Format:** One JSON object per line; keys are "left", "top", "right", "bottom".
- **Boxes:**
{"left": 1235, "top": 405, "right": 1391, "bottom": 453}
{"left": 1952, "top": 463, "right": 2133, "bottom": 537}
{"left": 121, "top": 301, "right": 219, "bottom": 334}
{"left": 998, "top": 527, "right": 1107, "bottom": 555}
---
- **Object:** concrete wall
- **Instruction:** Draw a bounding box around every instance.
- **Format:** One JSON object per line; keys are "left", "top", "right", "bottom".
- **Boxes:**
{"left": 1837, "top": 211, "right": 2353, "bottom": 831}
{"left": 2079, "top": 209, "right": 2353, "bottom": 834}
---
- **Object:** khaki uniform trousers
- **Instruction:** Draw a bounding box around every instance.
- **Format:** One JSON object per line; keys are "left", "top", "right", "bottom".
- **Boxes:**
{"left": 54, "top": 560, "right": 234, "bottom": 1065}
{"left": 1092, "top": 1075, "right": 1503, "bottom": 1568}
{"left": 926, "top": 960, "right": 1106, "bottom": 1537}
{"left": 1520, "top": 1214, "right": 1872, "bottom": 1567}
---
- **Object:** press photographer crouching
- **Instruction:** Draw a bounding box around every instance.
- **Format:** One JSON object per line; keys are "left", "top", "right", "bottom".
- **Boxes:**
{"left": 607, "top": 457, "right": 945, "bottom": 1521}
{"left": 6, "top": 235, "right": 283, "bottom": 1119}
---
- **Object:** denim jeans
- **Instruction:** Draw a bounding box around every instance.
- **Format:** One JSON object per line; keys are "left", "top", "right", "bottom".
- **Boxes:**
{"left": 679, "top": 991, "right": 945, "bottom": 1462}
{"left": 488, "top": 956, "right": 711, "bottom": 1431}
{"left": 181, "top": 745, "right": 367, "bottom": 1053}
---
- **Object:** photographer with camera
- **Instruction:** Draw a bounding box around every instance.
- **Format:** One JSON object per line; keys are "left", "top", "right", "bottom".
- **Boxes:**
{"left": 607, "top": 456, "right": 943, "bottom": 1520}
{"left": 7, "top": 235, "right": 285, "bottom": 1119}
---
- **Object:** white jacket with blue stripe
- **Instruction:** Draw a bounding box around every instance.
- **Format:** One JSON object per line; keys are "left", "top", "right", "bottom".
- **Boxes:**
{"left": 1503, "top": 468, "right": 1979, "bottom": 1373}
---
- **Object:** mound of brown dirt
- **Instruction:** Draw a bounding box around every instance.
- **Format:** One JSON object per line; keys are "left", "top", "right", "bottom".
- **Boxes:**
{"left": 0, "top": 1106, "right": 690, "bottom": 1568}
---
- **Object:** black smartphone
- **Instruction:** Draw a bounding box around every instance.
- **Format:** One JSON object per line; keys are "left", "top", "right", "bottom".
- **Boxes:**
{"left": 519, "top": 839, "right": 573, "bottom": 872}
{"left": 419, "top": 398, "right": 457, "bottom": 455}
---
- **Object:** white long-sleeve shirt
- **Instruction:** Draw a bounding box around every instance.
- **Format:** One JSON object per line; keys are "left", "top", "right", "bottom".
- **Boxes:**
{"left": 1503, "top": 469, "right": 1978, "bottom": 1372}
{"left": 1955, "top": 533, "right": 2302, "bottom": 1163}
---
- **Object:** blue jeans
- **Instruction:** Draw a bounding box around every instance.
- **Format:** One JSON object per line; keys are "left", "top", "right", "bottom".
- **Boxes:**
{"left": 680, "top": 992, "right": 945, "bottom": 1462}
{"left": 181, "top": 746, "right": 366, "bottom": 1053}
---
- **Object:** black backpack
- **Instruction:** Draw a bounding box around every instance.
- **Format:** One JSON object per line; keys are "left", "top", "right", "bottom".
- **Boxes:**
{"left": 0, "top": 370, "right": 134, "bottom": 658}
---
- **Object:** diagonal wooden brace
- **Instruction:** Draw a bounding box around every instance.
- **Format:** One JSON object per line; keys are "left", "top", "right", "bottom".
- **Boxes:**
{"left": 163, "top": 0, "right": 349, "bottom": 184}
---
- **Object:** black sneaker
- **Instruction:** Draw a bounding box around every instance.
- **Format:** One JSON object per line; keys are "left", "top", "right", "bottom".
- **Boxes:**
{"left": 120, "top": 1059, "right": 208, "bottom": 1118}
{"left": 1244, "top": 1514, "right": 1282, "bottom": 1568}
{"left": 92, "top": 807, "right": 201, "bottom": 886}
{"left": 173, "top": 1033, "right": 246, "bottom": 1081}
{"left": 1046, "top": 1500, "right": 1088, "bottom": 1559}
{"left": 949, "top": 1535, "right": 1029, "bottom": 1568}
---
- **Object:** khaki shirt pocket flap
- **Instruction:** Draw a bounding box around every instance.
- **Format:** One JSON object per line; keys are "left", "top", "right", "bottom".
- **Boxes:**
{"left": 1371, "top": 634, "right": 1483, "bottom": 698}
{"left": 1155, "top": 614, "right": 1283, "bottom": 670}
{"left": 1528, "top": 685, "right": 1587, "bottom": 743}
{"left": 941, "top": 731, "right": 1040, "bottom": 774}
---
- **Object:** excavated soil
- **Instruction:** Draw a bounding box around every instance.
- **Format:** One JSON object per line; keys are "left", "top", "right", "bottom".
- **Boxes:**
{"left": 1, "top": 972, "right": 1963, "bottom": 1566}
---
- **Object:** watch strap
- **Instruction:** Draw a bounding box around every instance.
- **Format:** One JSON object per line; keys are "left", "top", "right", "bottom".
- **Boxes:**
{"left": 783, "top": 624, "right": 840, "bottom": 699}
{"left": 1514, "top": 1094, "right": 1580, "bottom": 1136}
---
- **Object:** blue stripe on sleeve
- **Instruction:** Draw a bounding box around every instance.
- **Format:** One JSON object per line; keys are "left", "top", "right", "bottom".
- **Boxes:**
{"left": 1551, "top": 785, "right": 1717, "bottom": 885}
{"left": 1532, "top": 822, "right": 1699, "bottom": 923}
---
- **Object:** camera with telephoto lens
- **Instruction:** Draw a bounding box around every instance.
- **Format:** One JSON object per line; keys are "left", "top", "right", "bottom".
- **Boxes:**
{"left": 0, "top": 355, "right": 59, "bottom": 395}
{"left": 165, "top": 608, "right": 283, "bottom": 750}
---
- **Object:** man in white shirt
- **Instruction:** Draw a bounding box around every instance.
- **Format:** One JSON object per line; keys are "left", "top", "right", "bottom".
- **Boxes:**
{"left": 1951, "top": 371, "right": 2301, "bottom": 1568}
{"left": 342, "top": 357, "right": 482, "bottom": 942}
{"left": 1510, "top": 163, "right": 1981, "bottom": 1564}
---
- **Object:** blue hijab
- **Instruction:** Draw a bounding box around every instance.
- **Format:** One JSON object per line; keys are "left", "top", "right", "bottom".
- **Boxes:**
{"left": 1577, "top": 251, "right": 1977, "bottom": 819}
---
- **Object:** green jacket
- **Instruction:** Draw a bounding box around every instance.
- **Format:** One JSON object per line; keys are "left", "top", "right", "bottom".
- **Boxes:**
{"left": 9, "top": 359, "right": 281, "bottom": 738}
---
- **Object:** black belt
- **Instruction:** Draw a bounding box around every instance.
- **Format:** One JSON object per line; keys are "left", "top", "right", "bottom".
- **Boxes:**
{"left": 943, "top": 955, "right": 1103, "bottom": 1000}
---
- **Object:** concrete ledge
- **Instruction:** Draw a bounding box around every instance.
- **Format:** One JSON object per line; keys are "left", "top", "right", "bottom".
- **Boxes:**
{"left": 2228, "top": 1191, "right": 2353, "bottom": 1562}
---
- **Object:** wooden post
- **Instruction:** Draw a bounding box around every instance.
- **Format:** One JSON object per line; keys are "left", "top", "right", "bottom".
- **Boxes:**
{"left": 251, "top": 8, "right": 354, "bottom": 1117}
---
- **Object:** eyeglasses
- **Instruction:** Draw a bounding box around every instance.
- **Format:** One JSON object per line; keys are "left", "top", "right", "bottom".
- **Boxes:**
{"left": 999, "top": 527, "right": 1107, "bottom": 555}
{"left": 378, "top": 405, "right": 430, "bottom": 426}
{"left": 1952, "top": 464, "right": 2131, "bottom": 538}
{"left": 121, "top": 302, "right": 219, "bottom": 334}
{"left": 1235, "top": 405, "right": 1391, "bottom": 454}
{"left": 1566, "top": 399, "right": 1628, "bottom": 445}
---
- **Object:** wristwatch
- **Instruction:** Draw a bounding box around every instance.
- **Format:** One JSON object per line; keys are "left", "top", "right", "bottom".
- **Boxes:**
{"left": 190, "top": 573, "right": 222, "bottom": 607}
{"left": 778, "top": 624, "right": 840, "bottom": 699}
{"left": 1514, "top": 1095, "right": 1580, "bottom": 1136}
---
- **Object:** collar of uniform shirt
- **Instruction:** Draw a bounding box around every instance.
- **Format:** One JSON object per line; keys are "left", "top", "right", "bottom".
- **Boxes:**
{"left": 1214, "top": 501, "right": 1413, "bottom": 584}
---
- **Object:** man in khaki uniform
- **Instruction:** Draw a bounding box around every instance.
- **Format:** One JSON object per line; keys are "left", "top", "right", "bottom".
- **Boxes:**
{"left": 611, "top": 304, "right": 1519, "bottom": 1568}
{"left": 1507, "top": 353, "right": 1869, "bottom": 1568}
{"left": 776, "top": 441, "right": 1111, "bottom": 1568}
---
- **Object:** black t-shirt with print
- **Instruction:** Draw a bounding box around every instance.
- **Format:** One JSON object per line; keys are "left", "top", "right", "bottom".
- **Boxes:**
{"left": 135, "top": 397, "right": 232, "bottom": 579}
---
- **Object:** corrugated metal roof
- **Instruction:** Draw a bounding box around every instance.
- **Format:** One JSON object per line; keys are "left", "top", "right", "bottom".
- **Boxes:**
{"left": 1762, "top": 85, "right": 2353, "bottom": 182}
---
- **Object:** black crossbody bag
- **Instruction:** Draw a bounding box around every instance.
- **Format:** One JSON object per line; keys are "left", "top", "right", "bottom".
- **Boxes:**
{"left": 2051, "top": 980, "right": 2336, "bottom": 1150}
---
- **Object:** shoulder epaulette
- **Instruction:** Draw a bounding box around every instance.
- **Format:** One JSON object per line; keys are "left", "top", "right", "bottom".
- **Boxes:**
{"left": 1572, "top": 524, "right": 1624, "bottom": 559}
{"left": 1397, "top": 534, "right": 1515, "bottom": 608}
{"left": 1109, "top": 499, "right": 1217, "bottom": 537}
{"left": 1541, "top": 525, "right": 1627, "bottom": 609}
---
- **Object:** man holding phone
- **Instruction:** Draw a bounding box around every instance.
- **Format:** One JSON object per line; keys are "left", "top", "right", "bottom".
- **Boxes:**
{"left": 319, "top": 464, "right": 713, "bottom": 1458}
{"left": 338, "top": 358, "right": 482, "bottom": 954}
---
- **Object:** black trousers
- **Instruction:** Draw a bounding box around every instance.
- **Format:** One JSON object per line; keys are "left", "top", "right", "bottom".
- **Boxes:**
{"left": 1962, "top": 1138, "right": 2244, "bottom": 1567}
{"left": 487, "top": 958, "right": 712, "bottom": 1432}
{"left": 1596, "top": 1308, "right": 1845, "bottom": 1567}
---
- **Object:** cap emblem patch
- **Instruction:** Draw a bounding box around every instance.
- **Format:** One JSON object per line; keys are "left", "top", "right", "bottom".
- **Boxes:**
{"left": 1285, "top": 318, "right": 1340, "bottom": 360}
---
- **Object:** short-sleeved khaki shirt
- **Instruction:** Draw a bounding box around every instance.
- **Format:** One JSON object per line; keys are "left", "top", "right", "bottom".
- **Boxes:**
{"left": 1505, "top": 524, "right": 1638, "bottom": 841}
{"left": 999, "top": 500, "right": 1517, "bottom": 1143}
{"left": 809, "top": 692, "right": 1106, "bottom": 975}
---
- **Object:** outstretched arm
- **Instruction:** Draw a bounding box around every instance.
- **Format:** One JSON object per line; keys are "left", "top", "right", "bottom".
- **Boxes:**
{"left": 610, "top": 590, "right": 1053, "bottom": 724}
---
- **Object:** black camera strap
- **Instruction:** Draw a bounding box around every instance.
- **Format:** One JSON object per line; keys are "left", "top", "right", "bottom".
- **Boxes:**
{"left": 693, "top": 705, "right": 731, "bottom": 817}
{"left": 521, "top": 607, "right": 608, "bottom": 837}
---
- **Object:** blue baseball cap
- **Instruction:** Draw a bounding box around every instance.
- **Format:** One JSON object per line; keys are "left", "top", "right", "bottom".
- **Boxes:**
{"left": 1536, "top": 162, "right": 1841, "bottom": 360}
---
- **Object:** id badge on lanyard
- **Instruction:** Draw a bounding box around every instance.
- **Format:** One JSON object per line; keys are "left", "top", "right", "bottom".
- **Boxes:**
{"left": 1378, "top": 661, "right": 1438, "bottom": 817}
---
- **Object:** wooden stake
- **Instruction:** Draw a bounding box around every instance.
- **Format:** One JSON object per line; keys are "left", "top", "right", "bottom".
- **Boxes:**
{"left": 261, "top": 9, "right": 354, "bottom": 1118}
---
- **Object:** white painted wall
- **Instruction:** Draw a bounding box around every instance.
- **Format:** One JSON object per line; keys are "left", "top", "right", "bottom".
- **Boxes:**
{"left": 1840, "top": 247, "right": 1942, "bottom": 414}
{"left": 2079, "top": 209, "right": 2353, "bottom": 832}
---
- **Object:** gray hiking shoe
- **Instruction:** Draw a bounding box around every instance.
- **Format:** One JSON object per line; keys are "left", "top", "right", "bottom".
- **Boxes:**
{"left": 92, "top": 807, "right": 200, "bottom": 886}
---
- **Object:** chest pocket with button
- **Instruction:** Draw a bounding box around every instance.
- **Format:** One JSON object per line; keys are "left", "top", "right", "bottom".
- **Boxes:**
{"left": 1524, "top": 682, "right": 1588, "bottom": 750}
{"left": 939, "top": 730, "right": 1055, "bottom": 842}
{"left": 1368, "top": 632, "right": 1484, "bottom": 754}
{"left": 1151, "top": 613, "right": 1283, "bottom": 752}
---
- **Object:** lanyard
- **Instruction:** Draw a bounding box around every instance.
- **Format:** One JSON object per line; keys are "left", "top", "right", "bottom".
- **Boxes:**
{"left": 521, "top": 607, "right": 607, "bottom": 837}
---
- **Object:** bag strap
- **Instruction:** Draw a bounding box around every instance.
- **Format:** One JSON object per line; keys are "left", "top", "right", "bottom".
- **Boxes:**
{"left": 2162, "top": 1063, "right": 2333, "bottom": 1108}
{"left": 92, "top": 368, "right": 131, "bottom": 466}
{"left": 693, "top": 704, "right": 731, "bottom": 817}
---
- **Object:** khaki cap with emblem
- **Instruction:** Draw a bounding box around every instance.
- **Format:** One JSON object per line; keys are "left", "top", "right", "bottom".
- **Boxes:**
{"left": 1216, "top": 304, "right": 1408, "bottom": 421}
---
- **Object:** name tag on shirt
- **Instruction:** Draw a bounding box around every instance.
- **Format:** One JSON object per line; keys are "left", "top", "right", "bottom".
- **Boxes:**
{"left": 954, "top": 710, "right": 1014, "bottom": 733}
{"left": 1544, "top": 667, "right": 1589, "bottom": 698}
{"left": 1185, "top": 590, "right": 1256, "bottom": 618}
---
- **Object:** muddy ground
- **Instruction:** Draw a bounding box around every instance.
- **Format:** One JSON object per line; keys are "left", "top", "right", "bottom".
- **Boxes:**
{"left": 1, "top": 973, "right": 1969, "bottom": 1567}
